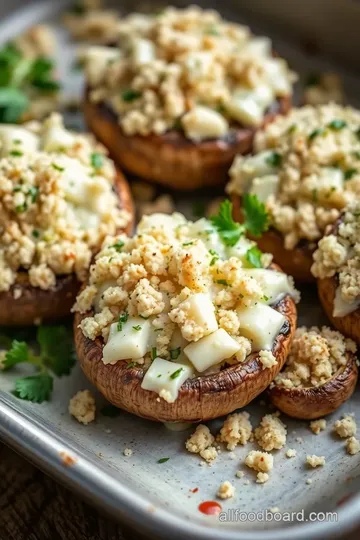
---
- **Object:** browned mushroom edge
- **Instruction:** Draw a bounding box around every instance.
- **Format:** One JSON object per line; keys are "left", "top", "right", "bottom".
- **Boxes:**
{"left": 83, "top": 90, "right": 292, "bottom": 190}
{"left": 268, "top": 352, "right": 358, "bottom": 420}
{"left": 0, "top": 170, "right": 135, "bottom": 326}
{"left": 74, "top": 285, "right": 297, "bottom": 423}
{"left": 231, "top": 194, "right": 316, "bottom": 283}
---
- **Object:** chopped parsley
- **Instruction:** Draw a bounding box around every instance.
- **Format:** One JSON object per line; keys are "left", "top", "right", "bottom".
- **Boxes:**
{"left": 312, "top": 188, "right": 318, "bottom": 202}
{"left": 344, "top": 168, "right": 357, "bottom": 180}
{"left": 90, "top": 152, "right": 104, "bottom": 169}
{"left": 209, "top": 248, "right": 219, "bottom": 266}
{"left": 205, "top": 24, "right": 220, "bottom": 36}
{"left": 117, "top": 312, "right": 129, "bottom": 332}
{"left": 246, "top": 246, "right": 263, "bottom": 268}
{"left": 28, "top": 186, "right": 39, "bottom": 203}
{"left": 157, "top": 457, "right": 169, "bottom": 463}
{"left": 132, "top": 325, "right": 142, "bottom": 331}
{"left": 151, "top": 347, "right": 157, "bottom": 361}
{"left": 126, "top": 361, "right": 136, "bottom": 369}
{"left": 15, "top": 202, "right": 27, "bottom": 213}
{"left": 121, "top": 88, "right": 142, "bottom": 102}
{"left": 262, "top": 295, "right": 269, "bottom": 302}
{"left": 52, "top": 163, "right": 64, "bottom": 172}
{"left": 170, "top": 367, "right": 184, "bottom": 379}
{"left": 266, "top": 151, "right": 282, "bottom": 167}
{"left": 111, "top": 240, "right": 124, "bottom": 252}
{"left": 182, "top": 241, "right": 194, "bottom": 246}
{"left": 9, "top": 149, "right": 23, "bottom": 157}
{"left": 32, "top": 229, "right": 40, "bottom": 238}
{"left": 308, "top": 128, "right": 324, "bottom": 141}
{"left": 170, "top": 347, "right": 181, "bottom": 360}
{"left": 216, "top": 279, "right": 229, "bottom": 286}
{"left": 328, "top": 119, "right": 347, "bottom": 131}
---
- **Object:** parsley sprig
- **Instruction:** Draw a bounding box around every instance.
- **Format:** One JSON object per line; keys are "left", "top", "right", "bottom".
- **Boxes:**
{"left": 1, "top": 326, "right": 75, "bottom": 403}
{"left": 210, "top": 197, "right": 268, "bottom": 247}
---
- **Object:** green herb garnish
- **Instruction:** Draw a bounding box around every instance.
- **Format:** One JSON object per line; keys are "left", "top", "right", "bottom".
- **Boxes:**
{"left": 132, "top": 325, "right": 142, "bottom": 331}
{"left": 246, "top": 246, "right": 263, "bottom": 268}
{"left": 90, "top": 152, "right": 104, "bottom": 169}
{"left": 117, "top": 312, "right": 129, "bottom": 332}
{"left": 170, "top": 348, "right": 181, "bottom": 360}
{"left": 308, "top": 128, "right": 324, "bottom": 141}
{"left": 344, "top": 168, "right": 358, "bottom": 180}
{"left": 328, "top": 119, "right": 347, "bottom": 131}
{"left": 266, "top": 151, "right": 282, "bottom": 167}
{"left": 9, "top": 149, "right": 23, "bottom": 157}
{"left": 216, "top": 279, "right": 229, "bottom": 286}
{"left": 52, "top": 163, "right": 64, "bottom": 172}
{"left": 170, "top": 367, "right": 183, "bottom": 379}
{"left": 151, "top": 347, "right": 157, "bottom": 361}
{"left": 157, "top": 457, "right": 169, "bottom": 463}
{"left": 121, "top": 88, "right": 142, "bottom": 102}
{"left": 111, "top": 240, "right": 124, "bottom": 252}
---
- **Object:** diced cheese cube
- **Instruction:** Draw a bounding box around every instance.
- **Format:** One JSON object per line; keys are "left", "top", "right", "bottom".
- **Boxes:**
{"left": 253, "top": 84, "right": 274, "bottom": 108}
{"left": 190, "top": 218, "right": 227, "bottom": 259}
{"left": 141, "top": 358, "right": 193, "bottom": 403}
{"left": 184, "top": 329, "right": 240, "bottom": 372}
{"left": 132, "top": 38, "right": 156, "bottom": 65}
{"left": 333, "top": 286, "right": 360, "bottom": 317}
{"left": 245, "top": 37, "right": 272, "bottom": 57}
{"left": 250, "top": 174, "right": 280, "bottom": 203}
{"left": 83, "top": 46, "right": 120, "bottom": 86}
{"left": 242, "top": 150, "right": 280, "bottom": 180}
{"left": 138, "top": 212, "right": 186, "bottom": 234}
{"left": 0, "top": 125, "right": 39, "bottom": 156}
{"left": 73, "top": 207, "right": 100, "bottom": 230}
{"left": 182, "top": 106, "right": 229, "bottom": 141}
{"left": 264, "top": 59, "right": 292, "bottom": 96}
{"left": 42, "top": 123, "right": 75, "bottom": 152}
{"left": 227, "top": 92, "right": 264, "bottom": 126}
{"left": 318, "top": 167, "right": 344, "bottom": 191}
{"left": 178, "top": 293, "right": 218, "bottom": 340}
{"left": 226, "top": 237, "right": 254, "bottom": 263}
{"left": 236, "top": 304, "right": 285, "bottom": 351}
{"left": 243, "top": 269, "right": 294, "bottom": 304}
{"left": 102, "top": 317, "right": 151, "bottom": 364}
{"left": 184, "top": 52, "right": 213, "bottom": 81}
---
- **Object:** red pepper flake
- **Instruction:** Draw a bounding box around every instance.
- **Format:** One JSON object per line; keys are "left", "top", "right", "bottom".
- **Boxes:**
{"left": 336, "top": 493, "right": 353, "bottom": 507}
{"left": 59, "top": 451, "right": 77, "bottom": 467}
{"left": 198, "top": 501, "right": 222, "bottom": 515}
{"left": 191, "top": 487, "right": 199, "bottom": 494}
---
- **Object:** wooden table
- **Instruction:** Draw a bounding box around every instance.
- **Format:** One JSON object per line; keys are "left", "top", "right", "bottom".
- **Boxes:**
{"left": 0, "top": 442, "right": 358, "bottom": 540}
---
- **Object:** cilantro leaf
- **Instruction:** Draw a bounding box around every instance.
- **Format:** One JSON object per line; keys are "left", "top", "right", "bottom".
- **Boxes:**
{"left": 117, "top": 312, "right": 129, "bottom": 332}
{"left": 210, "top": 199, "right": 243, "bottom": 247}
{"left": 13, "top": 373, "right": 53, "bottom": 403}
{"left": 37, "top": 326, "right": 75, "bottom": 376}
{"left": 0, "top": 87, "right": 29, "bottom": 123}
{"left": 242, "top": 193, "right": 269, "bottom": 237}
{"left": 2, "top": 340, "right": 29, "bottom": 371}
{"left": 157, "top": 457, "right": 169, "bottom": 463}
{"left": 101, "top": 404, "right": 121, "bottom": 417}
{"left": 246, "top": 246, "right": 263, "bottom": 268}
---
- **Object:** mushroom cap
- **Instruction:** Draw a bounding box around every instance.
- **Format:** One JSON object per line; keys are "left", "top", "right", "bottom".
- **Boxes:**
{"left": 74, "top": 292, "right": 297, "bottom": 423}
{"left": 0, "top": 169, "right": 134, "bottom": 326}
{"left": 83, "top": 91, "right": 291, "bottom": 190}
{"left": 231, "top": 195, "right": 315, "bottom": 283}
{"left": 268, "top": 352, "right": 358, "bottom": 419}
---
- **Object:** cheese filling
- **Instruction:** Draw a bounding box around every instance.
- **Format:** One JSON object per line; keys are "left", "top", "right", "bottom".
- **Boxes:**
{"left": 83, "top": 6, "right": 295, "bottom": 140}
{"left": 0, "top": 113, "right": 130, "bottom": 292}
{"left": 74, "top": 207, "right": 299, "bottom": 403}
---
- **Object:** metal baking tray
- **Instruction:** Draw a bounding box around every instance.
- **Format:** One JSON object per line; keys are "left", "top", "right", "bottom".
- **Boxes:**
{"left": 1, "top": 1, "right": 360, "bottom": 539}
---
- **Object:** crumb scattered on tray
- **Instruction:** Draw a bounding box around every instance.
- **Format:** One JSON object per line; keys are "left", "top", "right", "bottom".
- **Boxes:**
{"left": 254, "top": 414, "right": 287, "bottom": 451}
{"left": 346, "top": 437, "right": 360, "bottom": 455}
{"left": 334, "top": 415, "right": 357, "bottom": 439}
{"left": 186, "top": 424, "right": 217, "bottom": 462}
{"left": 235, "top": 471, "right": 244, "bottom": 478}
{"left": 286, "top": 448, "right": 297, "bottom": 458}
{"left": 306, "top": 478, "right": 313, "bottom": 485}
{"left": 245, "top": 450, "right": 274, "bottom": 474}
{"left": 306, "top": 455, "right": 325, "bottom": 468}
{"left": 310, "top": 419, "right": 327, "bottom": 435}
{"left": 259, "top": 350, "right": 278, "bottom": 369}
{"left": 217, "top": 480, "right": 235, "bottom": 499}
{"left": 256, "top": 472, "right": 269, "bottom": 484}
{"left": 218, "top": 412, "right": 252, "bottom": 450}
{"left": 68, "top": 390, "right": 96, "bottom": 425}
{"left": 124, "top": 448, "right": 133, "bottom": 457}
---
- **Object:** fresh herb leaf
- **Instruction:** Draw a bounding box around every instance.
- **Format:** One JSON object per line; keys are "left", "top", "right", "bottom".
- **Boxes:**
{"left": 2, "top": 340, "right": 29, "bottom": 370}
{"left": 246, "top": 246, "right": 263, "bottom": 268}
{"left": 344, "top": 168, "right": 357, "bottom": 180}
{"left": 90, "top": 152, "right": 104, "bottom": 169}
{"left": 308, "top": 128, "right": 324, "bottom": 141}
{"left": 151, "top": 347, "right": 157, "bottom": 361}
{"left": 210, "top": 199, "right": 243, "bottom": 247}
{"left": 111, "top": 240, "right": 124, "bottom": 252}
{"left": 209, "top": 249, "right": 219, "bottom": 266}
{"left": 117, "top": 312, "right": 129, "bottom": 332}
{"left": 170, "top": 348, "right": 181, "bottom": 360}
{"left": 101, "top": 404, "right": 121, "bottom": 417}
{"left": 121, "top": 89, "right": 142, "bottom": 102}
{"left": 0, "top": 87, "right": 29, "bottom": 123}
{"left": 32, "top": 229, "right": 40, "bottom": 238}
{"left": 132, "top": 325, "right": 142, "bottom": 331}
{"left": 31, "top": 79, "right": 60, "bottom": 92}
{"left": 126, "top": 361, "right": 136, "bottom": 369}
{"left": 216, "top": 279, "right": 229, "bottom": 286}
{"left": 312, "top": 188, "right": 318, "bottom": 202}
{"left": 9, "top": 149, "right": 23, "bottom": 157}
{"left": 28, "top": 186, "right": 39, "bottom": 203}
{"left": 52, "top": 163, "right": 64, "bottom": 172}
{"left": 182, "top": 241, "right": 193, "bottom": 246}
{"left": 170, "top": 367, "right": 183, "bottom": 379}
{"left": 15, "top": 202, "right": 27, "bottom": 213}
{"left": 37, "top": 326, "right": 75, "bottom": 376}
{"left": 13, "top": 373, "right": 53, "bottom": 403}
{"left": 328, "top": 119, "right": 347, "bottom": 131}
{"left": 242, "top": 193, "right": 269, "bottom": 237}
{"left": 157, "top": 457, "right": 169, "bottom": 463}
{"left": 266, "top": 151, "right": 282, "bottom": 167}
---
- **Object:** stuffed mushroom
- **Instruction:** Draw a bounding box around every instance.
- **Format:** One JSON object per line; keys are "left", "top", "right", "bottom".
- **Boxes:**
{"left": 0, "top": 113, "right": 133, "bottom": 325}
{"left": 82, "top": 6, "right": 294, "bottom": 190}
{"left": 74, "top": 201, "right": 298, "bottom": 423}
{"left": 268, "top": 326, "right": 358, "bottom": 419}
{"left": 227, "top": 104, "right": 360, "bottom": 282}
{"left": 313, "top": 203, "right": 360, "bottom": 344}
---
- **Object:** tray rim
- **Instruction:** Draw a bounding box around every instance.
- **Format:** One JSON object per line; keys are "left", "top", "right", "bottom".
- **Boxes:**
{"left": 1, "top": 392, "right": 360, "bottom": 540}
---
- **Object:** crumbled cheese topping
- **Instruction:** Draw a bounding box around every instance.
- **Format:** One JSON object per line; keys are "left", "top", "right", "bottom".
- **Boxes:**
{"left": 274, "top": 326, "right": 356, "bottom": 388}
{"left": 217, "top": 480, "right": 235, "bottom": 499}
{"left": 303, "top": 73, "right": 344, "bottom": 107}
{"left": 185, "top": 424, "right": 217, "bottom": 462}
{"left": 84, "top": 6, "right": 294, "bottom": 139}
{"left": 74, "top": 211, "right": 295, "bottom": 379}
{"left": 312, "top": 202, "right": 360, "bottom": 315}
{"left": 254, "top": 413, "right": 287, "bottom": 451}
{"left": 306, "top": 454, "right": 325, "bottom": 468}
{"left": 68, "top": 390, "right": 96, "bottom": 424}
{"left": 0, "top": 113, "right": 129, "bottom": 292}
{"left": 227, "top": 104, "right": 360, "bottom": 249}
{"left": 334, "top": 415, "right": 357, "bottom": 438}
{"left": 310, "top": 419, "right": 327, "bottom": 434}
{"left": 218, "top": 411, "right": 252, "bottom": 450}
{"left": 259, "top": 350, "right": 277, "bottom": 369}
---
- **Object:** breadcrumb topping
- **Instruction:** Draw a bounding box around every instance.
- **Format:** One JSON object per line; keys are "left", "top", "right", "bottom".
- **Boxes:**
{"left": 310, "top": 419, "right": 327, "bottom": 435}
{"left": 84, "top": 6, "right": 294, "bottom": 139}
{"left": 312, "top": 202, "right": 360, "bottom": 314}
{"left": 228, "top": 104, "right": 360, "bottom": 249}
{"left": 218, "top": 411, "right": 252, "bottom": 450}
{"left": 306, "top": 454, "right": 325, "bottom": 468}
{"left": 68, "top": 390, "right": 96, "bottom": 425}
{"left": 0, "top": 114, "right": 129, "bottom": 292}
{"left": 285, "top": 448, "right": 296, "bottom": 458}
{"left": 346, "top": 436, "right": 360, "bottom": 455}
{"left": 185, "top": 424, "right": 217, "bottom": 462}
{"left": 254, "top": 413, "right": 287, "bottom": 451}
{"left": 217, "top": 480, "right": 235, "bottom": 499}
{"left": 245, "top": 450, "right": 273, "bottom": 473}
{"left": 274, "top": 326, "right": 356, "bottom": 388}
{"left": 334, "top": 415, "right": 357, "bottom": 438}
